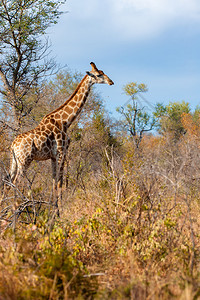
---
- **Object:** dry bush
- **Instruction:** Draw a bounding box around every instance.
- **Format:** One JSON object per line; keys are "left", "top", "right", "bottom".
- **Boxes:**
{"left": 1, "top": 118, "right": 200, "bottom": 299}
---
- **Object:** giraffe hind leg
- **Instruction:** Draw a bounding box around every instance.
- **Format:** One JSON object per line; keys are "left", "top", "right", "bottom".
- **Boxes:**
{"left": 51, "top": 158, "right": 60, "bottom": 216}
{"left": 2, "top": 150, "right": 24, "bottom": 195}
{"left": 9, "top": 150, "right": 18, "bottom": 183}
{"left": 57, "top": 137, "right": 70, "bottom": 203}
{"left": 1, "top": 150, "right": 18, "bottom": 201}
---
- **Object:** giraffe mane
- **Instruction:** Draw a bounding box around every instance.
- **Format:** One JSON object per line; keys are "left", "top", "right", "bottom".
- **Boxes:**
{"left": 43, "top": 75, "right": 88, "bottom": 119}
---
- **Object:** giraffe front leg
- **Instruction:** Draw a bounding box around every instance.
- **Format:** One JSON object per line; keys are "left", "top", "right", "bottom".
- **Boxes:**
{"left": 52, "top": 134, "right": 70, "bottom": 214}
{"left": 51, "top": 158, "right": 59, "bottom": 215}
{"left": 56, "top": 135, "right": 70, "bottom": 206}
{"left": 57, "top": 153, "right": 66, "bottom": 206}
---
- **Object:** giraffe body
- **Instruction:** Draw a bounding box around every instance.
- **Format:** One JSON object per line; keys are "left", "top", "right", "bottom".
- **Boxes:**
{"left": 5, "top": 62, "right": 114, "bottom": 208}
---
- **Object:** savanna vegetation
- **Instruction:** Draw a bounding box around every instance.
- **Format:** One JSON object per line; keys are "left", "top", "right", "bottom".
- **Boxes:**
{"left": 1, "top": 1, "right": 200, "bottom": 299}
{"left": 0, "top": 70, "right": 200, "bottom": 299}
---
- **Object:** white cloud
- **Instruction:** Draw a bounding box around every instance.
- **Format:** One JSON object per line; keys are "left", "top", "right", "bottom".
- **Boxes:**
{"left": 109, "top": 0, "right": 200, "bottom": 40}
{"left": 65, "top": 0, "right": 200, "bottom": 41}
{"left": 50, "top": 0, "right": 200, "bottom": 66}
{"left": 49, "top": 0, "right": 200, "bottom": 117}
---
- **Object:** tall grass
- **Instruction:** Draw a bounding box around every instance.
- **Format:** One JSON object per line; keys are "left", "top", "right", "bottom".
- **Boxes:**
{"left": 0, "top": 134, "right": 200, "bottom": 299}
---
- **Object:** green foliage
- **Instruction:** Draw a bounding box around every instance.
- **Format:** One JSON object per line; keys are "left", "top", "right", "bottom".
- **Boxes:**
{"left": 117, "top": 103, "right": 155, "bottom": 136}
{"left": 48, "top": 70, "right": 83, "bottom": 98}
{"left": 154, "top": 101, "right": 191, "bottom": 139}
{"left": 92, "top": 109, "right": 118, "bottom": 147}
{"left": 123, "top": 82, "right": 148, "bottom": 97}
{"left": 0, "top": 219, "right": 98, "bottom": 299}
{"left": 153, "top": 102, "right": 167, "bottom": 118}
{"left": 0, "top": 0, "right": 64, "bottom": 39}
{"left": 0, "top": 0, "right": 65, "bottom": 128}
{"left": 117, "top": 82, "right": 155, "bottom": 148}
{"left": 193, "top": 105, "right": 200, "bottom": 122}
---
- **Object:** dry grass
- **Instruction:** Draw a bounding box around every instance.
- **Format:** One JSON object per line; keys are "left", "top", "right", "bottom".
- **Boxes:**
{"left": 1, "top": 177, "right": 199, "bottom": 299}
{"left": 1, "top": 135, "right": 200, "bottom": 299}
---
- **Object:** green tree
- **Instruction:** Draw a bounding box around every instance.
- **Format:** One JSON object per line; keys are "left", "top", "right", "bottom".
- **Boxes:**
{"left": 117, "top": 82, "right": 156, "bottom": 148}
{"left": 192, "top": 105, "right": 200, "bottom": 123}
{"left": 154, "top": 101, "right": 191, "bottom": 140}
{"left": 0, "top": 0, "right": 65, "bottom": 130}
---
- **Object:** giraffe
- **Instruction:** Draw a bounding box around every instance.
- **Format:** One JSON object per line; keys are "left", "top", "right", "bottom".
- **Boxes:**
{"left": 3, "top": 62, "right": 114, "bottom": 210}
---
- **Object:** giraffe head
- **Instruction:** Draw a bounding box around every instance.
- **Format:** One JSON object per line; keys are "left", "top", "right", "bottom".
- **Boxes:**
{"left": 86, "top": 62, "right": 114, "bottom": 85}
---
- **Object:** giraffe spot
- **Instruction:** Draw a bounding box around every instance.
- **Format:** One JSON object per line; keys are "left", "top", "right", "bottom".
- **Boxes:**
{"left": 46, "top": 129, "right": 51, "bottom": 135}
{"left": 61, "top": 112, "right": 69, "bottom": 119}
{"left": 24, "top": 150, "right": 30, "bottom": 156}
{"left": 54, "top": 127, "right": 60, "bottom": 135}
{"left": 47, "top": 124, "right": 52, "bottom": 130}
{"left": 35, "top": 129, "right": 40, "bottom": 134}
{"left": 50, "top": 118, "right": 55, "bottom": 125}
{"left": 40, "top": 125, "right": 45, "bottom": 131}
{"left": 40, "top": 136, "right": 47, "bottom": 142}
{"left": 57, "top": 133, "right": 62, "bottom": 140}
{"left": 55, "top": 120, "right": 61, "bottom": 129}
{"left": 49, "top": 132, "right": 54, "bottom": 140}
{"left": 70, "top": 99, "right": 77, "bottom": 107}
{"left": 41, "top": 131, "right": 46, "bottom": 136}
{"left": 65, "top": 107, "right": 73, "bottom": 115}
{"left": 44, "top": 147, "right": 49, "bottom": 153}
{"left": 43, "top": 117, "right": 50, "bottom": 124}
{"left": 27, "top": 137, "right": 32, "bottom": 143}
{"left": 54, "top": 113, "right": 60, "bottom": 119}
{"left": 78, "top": 93, "right": 83, "bottom": 100}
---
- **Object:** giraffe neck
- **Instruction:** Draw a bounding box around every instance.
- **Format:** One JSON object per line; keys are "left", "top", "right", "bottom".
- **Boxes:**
{"left": 44, "top": 75, "right": 93, "bottom": 128}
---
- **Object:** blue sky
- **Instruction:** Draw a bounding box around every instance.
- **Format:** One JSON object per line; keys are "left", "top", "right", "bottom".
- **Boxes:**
{"left": 49, "top": 0, "right": 200, "bottom": 118}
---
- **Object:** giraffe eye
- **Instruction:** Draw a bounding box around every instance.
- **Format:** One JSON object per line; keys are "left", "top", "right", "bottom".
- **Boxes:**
{"left": 97, "top": 74, "right": 103, "bottom": 78}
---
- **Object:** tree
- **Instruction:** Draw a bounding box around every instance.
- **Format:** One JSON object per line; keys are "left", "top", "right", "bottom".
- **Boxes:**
{"left": 154, "top": 101, "right": 191, "bottom": 140}
{"left": 117, "top": 82, "right": 156, "bottom": 148}
{"left": 0, "top": 0, "right": 65, "bottom": 130}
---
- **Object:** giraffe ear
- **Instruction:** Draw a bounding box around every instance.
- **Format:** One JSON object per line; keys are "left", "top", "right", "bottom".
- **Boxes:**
{"left": 86, "top": 71, "right": 96, "bottom": 78}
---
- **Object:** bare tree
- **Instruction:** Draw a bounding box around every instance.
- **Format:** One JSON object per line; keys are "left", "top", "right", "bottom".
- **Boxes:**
{"left": 117, "top": 82, "right": 156, "bottom": 149}
{"left": 0, "top": 0, "right": 65, "bottom": 130}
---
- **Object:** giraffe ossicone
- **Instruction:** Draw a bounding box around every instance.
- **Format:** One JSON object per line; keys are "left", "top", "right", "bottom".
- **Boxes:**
{"left": 3, "top": 62, "right": 114, "bottom": 210}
